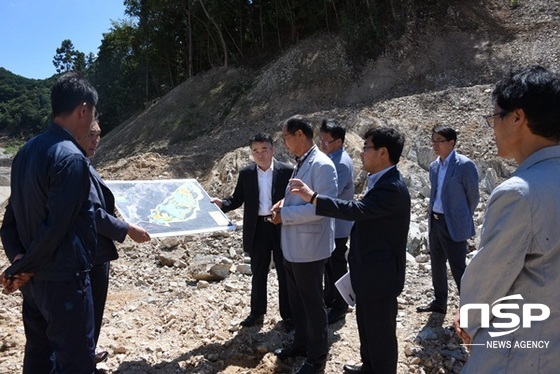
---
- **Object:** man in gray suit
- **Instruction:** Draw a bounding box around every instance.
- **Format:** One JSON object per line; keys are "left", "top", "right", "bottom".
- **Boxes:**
{"left": 271, "top": 115, "right": 338, "bottom": 374}
{"left": 417, "top": 125, "right": 479, "bottom": 314}
{"left": 455, "top": 65, "right": 560, "bottom": 373}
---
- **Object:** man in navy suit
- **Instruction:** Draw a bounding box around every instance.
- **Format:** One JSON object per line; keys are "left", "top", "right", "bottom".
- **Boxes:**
{"left": 289, "top": 126, "right": 411, "bottom": 374}
{"left": 417, "top": 125, "right": 479, "bottom": 314}
{"left": 212, "top": 132, "right": 293, "bottom": 329}
{"left": 78, "top": 120, "right": 151, "bottom": 364}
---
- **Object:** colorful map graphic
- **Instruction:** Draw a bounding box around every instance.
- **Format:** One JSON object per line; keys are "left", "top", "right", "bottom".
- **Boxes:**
{"left": 105, "top": 179, "right": 234, "bottom": 237}
{"left": 148, "top": 183, "right": 203, "bottom": 225}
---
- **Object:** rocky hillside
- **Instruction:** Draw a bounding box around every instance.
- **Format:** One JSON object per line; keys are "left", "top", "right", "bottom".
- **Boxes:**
{"left": 92, "top": 0, "right": 560, "bottom": 236}
{"left": 93, "top": 0, "right": 559, "bottom": 191}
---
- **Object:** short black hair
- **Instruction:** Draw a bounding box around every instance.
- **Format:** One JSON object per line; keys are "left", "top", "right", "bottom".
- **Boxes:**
{"left": 432, "top": 125, "right": 457, "bottom": 146}
{"left": 249, "top": 132, "right": 273, "bottom": 147}
{"left": 51, "top": 72, "right": 98, "bottom": 117}
{"left": 363, "top": 127, "right": 405, "bottom": 165}
{"left": 493, "top": 65, "right": 560, "bottom": 141}
{"left": 283, "top": 115, "right": 314, "bottom": 139}
{"left": 320, "top": 119, "right": 346, "bottom": 143}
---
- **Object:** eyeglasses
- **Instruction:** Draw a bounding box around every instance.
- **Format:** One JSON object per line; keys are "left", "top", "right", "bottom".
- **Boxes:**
{"left": 281, "top": 132, "right": 292, "bottom": 140}
{"left": 362, "top": 145, "right": 375, "bottom": 152}
{"left": 430, "top": 139, "right": 449, "bottom": 145}
{"left": 88, "top": 105, "right": 101, "bottom": 122}
{"left": 318, "top": 138, "right": 339, "bottom": 146}
{"left": 483, "top": 111, "right": 507, "bottom": 128}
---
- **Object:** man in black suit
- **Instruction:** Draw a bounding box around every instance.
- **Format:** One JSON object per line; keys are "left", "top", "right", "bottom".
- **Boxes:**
{"left": 212, "top": 132, "right": 293, "bottom": 328}
{"left": 77, "top": 120, "right": 151, "bottom": 365}
{"left": 289, "top": 127, "right": 411, "bottom": 374}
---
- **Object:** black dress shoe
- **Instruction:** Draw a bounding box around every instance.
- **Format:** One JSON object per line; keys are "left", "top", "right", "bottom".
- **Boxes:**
{"left": 296, "top": 360, "right": 326, "bottom": 374}
{"left": 327, "top": 308, "right": 346, "bottom": 324}
{"left": 274, "top": 345, "right": 307, "bottom": 360}
{"left": 343, "top": 364, "right": 374, "bottom": 373}
{"left": 416, "top": 302, "right": 447, "bottom": 314}
{"left": 283, "top": 318, "right": 295, "bottom": 332}
{"left": 95, "top": 351, "right": 109, "bottom": 363}
{"left": 240, "top": 313, "right": 264, "bottom": 327}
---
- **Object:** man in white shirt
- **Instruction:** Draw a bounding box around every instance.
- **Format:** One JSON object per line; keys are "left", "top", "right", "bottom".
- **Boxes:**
{"left": 212, "top": 133, "right": 293, "bottom": 329}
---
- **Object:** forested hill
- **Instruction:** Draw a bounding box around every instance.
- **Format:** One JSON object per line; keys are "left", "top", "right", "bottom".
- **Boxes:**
{"left": 90, "top": 0, "right": 559, "bottom": 177}
{"left": 1, "top": 0, "right": 558, "bottom": 151}
{"left": 0, "top": 68, "right": 52, "bottom": 137}
{"left": 1, "top": 0, "right": 450, "bottom": 139}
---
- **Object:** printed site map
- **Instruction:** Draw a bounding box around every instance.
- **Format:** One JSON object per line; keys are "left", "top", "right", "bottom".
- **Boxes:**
{"left": 105, "top": 179, "right": 234, "bottom": 237}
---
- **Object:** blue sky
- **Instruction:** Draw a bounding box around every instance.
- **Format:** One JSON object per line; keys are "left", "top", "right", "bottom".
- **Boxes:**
{"left": 0, "top": 0, "right": 128, "bottom": 80}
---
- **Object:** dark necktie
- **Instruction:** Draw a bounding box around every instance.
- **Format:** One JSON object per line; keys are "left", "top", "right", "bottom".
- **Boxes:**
{"left": 293, "top": 147, "right": 313, "bottom": 177}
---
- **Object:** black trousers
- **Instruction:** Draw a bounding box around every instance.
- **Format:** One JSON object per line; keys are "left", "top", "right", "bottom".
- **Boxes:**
{"left": 20, "top": 274, "right": 96, "bottom": 374}
{"left": 250, "top": 219, "right": 291, "bottom": 320}
{"left": 324, "top": 237, "right": 349, "bottom": 311}
{"left": 356, "top": 294, "right": 398, "bottom": 374}
{"left": 90, "top": 261, "right": 110, "bottom": 345}
{"left": 283, "top": 258, "right": 328, "bottom": 364}
{"left": 429, "top": 215, "right": 467, "bottom": 307}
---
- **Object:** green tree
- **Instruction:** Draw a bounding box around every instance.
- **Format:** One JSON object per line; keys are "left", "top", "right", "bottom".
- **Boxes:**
{"left": 53, "top": 39, "right": 86, "bottom": 73}
{"left": 89, "top": 0, "right": 409, "bottom": 134}
{"left": 89, "top": 20, "right": 145, "bottom": 133}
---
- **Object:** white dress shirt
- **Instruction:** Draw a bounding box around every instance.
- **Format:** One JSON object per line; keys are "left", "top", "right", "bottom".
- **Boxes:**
{"left": 257, "top": 163, "right": 273, "bottom": 216}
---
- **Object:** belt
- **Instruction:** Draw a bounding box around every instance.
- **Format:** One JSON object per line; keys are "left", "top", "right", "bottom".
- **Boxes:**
{"left": 258, "top": 215, "right": 273, "bottom": 223}
{"left": 432, "top": 212, "right": 444, "bottom": 220}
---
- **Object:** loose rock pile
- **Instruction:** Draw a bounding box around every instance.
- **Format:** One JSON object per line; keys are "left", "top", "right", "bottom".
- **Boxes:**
{"left": 1, "top": 142, "right": 482, "bottom": 374}
{"left": 1, "top": 224, "right": 467, "bottom": 374}
{"left": 0, "top": 87, "right": 512, "bottom": 374}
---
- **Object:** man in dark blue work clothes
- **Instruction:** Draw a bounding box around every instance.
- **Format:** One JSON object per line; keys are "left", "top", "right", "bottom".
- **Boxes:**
{"left": 0, "top": 72, "right": 99, "bottom": 373}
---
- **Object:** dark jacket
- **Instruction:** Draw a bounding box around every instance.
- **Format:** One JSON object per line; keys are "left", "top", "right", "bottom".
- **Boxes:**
{"left": 1, "top": 123, "right": 97, "bottom": 280}
{"left": 220, "top": 159, "right": 293, "bottom": 254}
{"left": 316, "top": 166, "right": 411, "bottom": 299}
{"left": 89, "top": 166, "right": 129, "bottom": 265}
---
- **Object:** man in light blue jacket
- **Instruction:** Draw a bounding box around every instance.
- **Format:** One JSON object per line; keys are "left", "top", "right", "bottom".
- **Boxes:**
{"left": 318, "top": 119, "right": 354, "bottom": 324}
{"left": 271, "top": 115, "right": 338, "bottom": 374}
{"left": 455, "top": 65, "right": 560, "bottom": 373}
{"left": 417, "top": 125, "right": 479, "bottom": 314}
